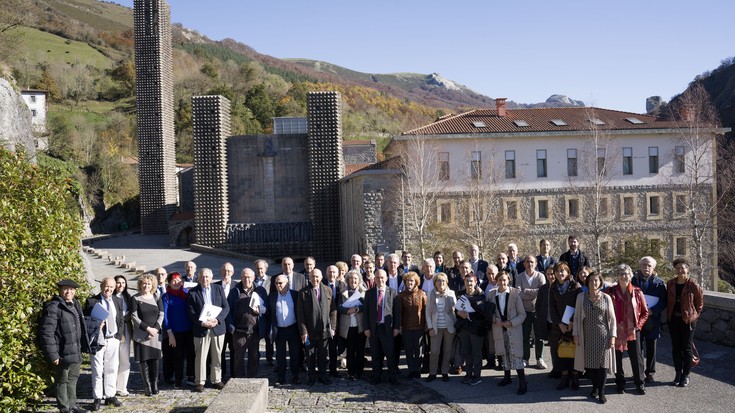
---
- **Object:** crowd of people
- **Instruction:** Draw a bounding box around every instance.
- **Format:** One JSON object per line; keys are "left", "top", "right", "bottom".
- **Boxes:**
{"left": 38, "top": 235, "right": 705, "bottom": 412}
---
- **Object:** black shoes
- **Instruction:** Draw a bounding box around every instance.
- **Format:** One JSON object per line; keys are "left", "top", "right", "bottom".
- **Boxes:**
{"left": 442, "top": 374, "right": 449, "bottom": 382}
{"left": 104, "top": 397, "right": 122, "bottom": 407}
{"left": 571, "top": 375, "right": 580, "bottom": 390}
{"left": 672, "top": 373, "right": 682, "bottom": 386}
{"left": 678, "top": 375, "right": 690, "bottom": 387}
{"left": 517, "top": 380, "right": 527, "bottom": 395}
{"left": 90, "top": 399, "right": 101, "bottom": 412}
{"left": 497, "top": 377, "right": 513, "bottom": 386}
{"left": 636, "top": 385, "right": 646, "bottom": 395}
{"left": 589, "top": 388, "right": 599, "bottom": 399}
{"left": 425, "top": 374, "right": 436, "bottom": 382}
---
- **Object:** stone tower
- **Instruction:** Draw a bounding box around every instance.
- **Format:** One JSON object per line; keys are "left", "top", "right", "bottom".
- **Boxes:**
{"left": 192, "top": 95, "right": 231, "bottom": 247}
{"left": 307, "top": 91, "right": 344, "bottom": 260}
{"left": 133, "top": 0, "right": 177, "bottom": 234}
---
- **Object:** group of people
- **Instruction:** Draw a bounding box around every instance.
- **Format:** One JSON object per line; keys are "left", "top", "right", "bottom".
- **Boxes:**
{"left": 38, "top": 234, "right": 705, "bottom": 412}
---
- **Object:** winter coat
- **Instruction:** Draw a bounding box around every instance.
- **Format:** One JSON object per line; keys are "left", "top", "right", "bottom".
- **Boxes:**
{"left": 38, "top": 296, "right": 91, "bottom": 365}
{"left": 488, "top": 288, "right": 526, "bottom": 359}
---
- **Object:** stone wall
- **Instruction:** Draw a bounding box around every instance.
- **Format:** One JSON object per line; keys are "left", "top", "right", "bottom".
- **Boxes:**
{"left": 697, "top": 291, "right": 735, "bottom": 347}
{"left": 0, "top": 78, "right": 36, "bottom": 161}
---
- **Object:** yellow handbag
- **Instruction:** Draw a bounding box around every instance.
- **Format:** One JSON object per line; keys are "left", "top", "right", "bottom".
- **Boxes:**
{"left": 558, "top": 338, "right": 575, "bottom": 359}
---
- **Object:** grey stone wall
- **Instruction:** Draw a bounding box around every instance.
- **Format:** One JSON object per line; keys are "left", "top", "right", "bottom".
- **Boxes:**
{"left": 134, "top": 0, "right": 177, "bottom": 234}
{"left": 697, "top": 291, "right": 735, "bottom": 347}
{"left": 343, "top": 141, "right": 377, "bottom": 165}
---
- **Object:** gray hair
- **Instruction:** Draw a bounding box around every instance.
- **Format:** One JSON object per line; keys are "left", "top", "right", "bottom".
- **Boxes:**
{"left": 423, "top": 257, "right": 435, "bottom": 267}
{"left": 639, "top": 256, "right": 657, "bottom": 268}
{"left": 615, "top": 264, "right": 633, "bottom": 276}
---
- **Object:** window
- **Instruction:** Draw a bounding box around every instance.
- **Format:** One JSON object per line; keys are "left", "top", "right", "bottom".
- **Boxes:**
{"left": 438, "top": 202, "right": 452, "bottom": 223}
{"left": 567, "top": 149, "right": 577, "bottom": 177}
{"left": 505, "top": 200, "right": 518, "bottom": 221}
{"left": 622, "top": 196, "right": 634, "bottom": 218}
{"left": 622, "top": 147, "right": 633, "bottom": 175}
{"left": 505, "top": 150, "right": 516, "bottom": 179}
{"left": 649, "top": 147, "right": 659, "bottom": 173}
{"left": 31, "top": 109, "right": 37, "bottom": 117}
{"left": 649, "top": 238, "right": 663, "bottom": 255}
{"left": 30, "top": 95, "right": 36, "bottom": 103}
{"left": 597, "top": 148, "right": 606, "bottom": 176}
{"left": 537, "top": 149, "right": 547, "bottom": 178}
{"left": 471, "top": 151, "right": 481, "bottom": 180}
{"left": 674, "top": 193, "right": 687, "bottom": 217}
{"left": 648, "top": 194, "right": 661, "bottom": 218}
{"left": 535, "top": 197, "right": 552, "bottom": 224}
{"left": 600, "top": 241, "right": 610, "bottom": 260}
{"left": 599, "top": 197, "right": 609, "bottom": 218}
{"left": 439, "top": 152, "right": 449, "bottom": 181}
{"left": 567, "top": 198, "right": 579, "bottom": 219}
{"left": 675, "top": 237, "right": 687, "bottom": 256}
{"left": 674, "top": 146, "right": 686, "bottom": 173}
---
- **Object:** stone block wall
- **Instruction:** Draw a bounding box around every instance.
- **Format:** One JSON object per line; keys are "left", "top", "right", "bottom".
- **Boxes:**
{"left": 134, "top": 0, "right": 177, "bottom": 234}
{"left": 697, "top": 291, "right": 735, "bottom": 347}
{"left": 192, "top": 95, "right": 230, "bottom": 247}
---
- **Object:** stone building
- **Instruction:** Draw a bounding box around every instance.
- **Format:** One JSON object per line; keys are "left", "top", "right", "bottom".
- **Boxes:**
{"left": 342, "top": 98, "right": 730, "bottom": 289}
{"left": 133, "top": 0, "right": 177, "bottom": 234}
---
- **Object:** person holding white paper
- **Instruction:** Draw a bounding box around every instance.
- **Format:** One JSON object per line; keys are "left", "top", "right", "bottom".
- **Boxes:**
{"left": 227, "top": 268, "right": 267, "bottom": 378}
{"left": 338, "top": 270, "right": 367, "bottom": 380}
{"left": 549, "top": 262, "right": 581, "bottom": 391}
{"left": 186, "top": 268, "right": 230, "bottom": 392}
{"left": 632, "top": 256, "right": 668, "bottom": 383}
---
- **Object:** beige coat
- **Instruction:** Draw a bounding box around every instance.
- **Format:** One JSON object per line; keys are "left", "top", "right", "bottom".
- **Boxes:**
{"left": 338, "top": 288, "right": 365, "bottom": 339}
{"left": 573, "top": 292, "right": 617, "bottom": 374}
{"left": 425, "top": 289, "right": 457, "bottom": 334}
{"left": 488, "top": 288, "right": 526, "bottom": 359}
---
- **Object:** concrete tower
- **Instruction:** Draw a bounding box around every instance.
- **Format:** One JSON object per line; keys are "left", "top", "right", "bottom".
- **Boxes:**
{"left": 192, "top": 95, "right": 231, "bottom": 247}
{"left": 307, "top": 91, "right": 344, "bottom": 260}
{"left": 133, "top": 0, "right": 177, "bottom": 234}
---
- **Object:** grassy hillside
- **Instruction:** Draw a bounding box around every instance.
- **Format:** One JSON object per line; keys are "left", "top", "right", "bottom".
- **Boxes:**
{"left": 17, "top": 26, "right": 113, "bottom": 70}
{"left": 42, "top": 0, "right": 132, "bottom": 33}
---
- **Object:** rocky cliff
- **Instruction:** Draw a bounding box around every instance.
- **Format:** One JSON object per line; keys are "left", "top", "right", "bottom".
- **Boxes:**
{"left": 0, "top": 77, "right": 36, "bottom": 161}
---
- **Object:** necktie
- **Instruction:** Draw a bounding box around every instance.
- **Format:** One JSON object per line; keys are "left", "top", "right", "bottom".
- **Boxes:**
{"left": 314, "top": 287, "right": 320, "bottom": 302}
{"left": 105, "top": 298, "right": 117, "bottom": 337}
{"left": 377, "top": 289, "right": 384, "bottom": 322}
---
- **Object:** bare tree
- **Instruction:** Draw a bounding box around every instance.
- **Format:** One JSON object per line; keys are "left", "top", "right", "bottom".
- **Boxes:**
{"left": 668, "top": 82, "right": 732, "bottom": 290}
{"left": 0, "top": 0, "right": 35, "bottom": 61}
{"left": 395, "top": 134, "right": 447, "bottom": 259}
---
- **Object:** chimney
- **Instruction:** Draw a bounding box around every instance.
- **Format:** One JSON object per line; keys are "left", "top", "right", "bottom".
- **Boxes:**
{"left": 495, "top": 98, "right": 507, "bottom": 117}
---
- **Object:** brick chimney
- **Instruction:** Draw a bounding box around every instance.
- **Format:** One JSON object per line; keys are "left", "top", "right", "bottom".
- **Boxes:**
{"left": 495, "top": 98, "right": 507, "bottom": 117}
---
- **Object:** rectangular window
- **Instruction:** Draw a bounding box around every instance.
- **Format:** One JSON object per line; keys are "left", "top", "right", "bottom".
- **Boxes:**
{"left": 597, "top": 148, "right": 606, "bottom": 176}
{"left": 623, "top": 196, "right": 634, "bottom": 217}
{"left": 439, "top": 203, "right": 452, "bottom": 223}
{"left": 505, "top": 150, "right": 516, "bottom": 179}
{"left": 675, "top": 237, "right": 687, "bottom": 256}
{"left": 675, "top": 194, "right": 687, "bottom": 215}
{"left": 649, "top": 195, "right": 661, "bottom": 215}
{"left": 536, "top": 149, "right": 547, "bottom": 178}
{"left": 674, "top": 146, "right": 686, "bottom": 173}
{"left": 471, "top": 151, "right": 481, "bottom": 180}
{"left": 568, "top": 198, "right": 579, "bottom": 219}
{"left": 439, "top": 152, "right": 449, "bottom": 181}
{"left": 30, "top": 95, "right": 36, "bottom": 103}
{"left": 623, "top": 147, "right": 633, "bottom": 175}
{"left": 506, "top": 200, "right": 518, "bottom": 221}
{"left": 649, "top": 146, "right": 659, "bottom": 173}
{"left": 599, "top": 197, "right": 609, "bottom": 218}
{"left": 538, "top": 200, "right": 549, "bottom": 219}
{"left": 600, "top": 241, "right": 610, "bottom": 260}
{"left": 31, "top": 109, "right": 37, "bottom": 117}
{"left": 567, "top": 149, "right": 578, "bottom": 177}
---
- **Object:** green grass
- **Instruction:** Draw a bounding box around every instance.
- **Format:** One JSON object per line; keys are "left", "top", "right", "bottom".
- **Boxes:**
{"left": 49, "top": 101, "right": 119, "bottom": 125}
{"left": 43, "top": 0, "right": 133, "bottom": 33}
{"left": 18, "top": 26, "right": 113, "bottom": 69}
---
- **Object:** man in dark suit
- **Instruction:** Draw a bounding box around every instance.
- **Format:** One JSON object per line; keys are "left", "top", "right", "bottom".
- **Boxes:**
{"left": 468, "top": 244, "right": 489, "bottom": 290}
{"left": 296, "top": 268, "right": 337, "bottom": 385}
{"left": 268, "top": 274, "right": 301, "bottom": 385}
{"left": 215, "top": 262, "right": 235, "bottom": 378}
{"left": 84, "top": 277, "right": 124, "bottom": 410}
{"left": 271, "top": 257, "right": 306, "bottom": 292}
{"left": 324, "top": 265, "right": 347, "bottom": 377}
{"left": 536, "top": 239, "right": 558, "bottom": 274}
{"left": 227, "top": 268, "right": 267, "bottom": 378}
{"left": 559, "top": 234, "right": 591, "bottom": 278}
{"left": 186, "top": 268, "right": 230, "bottom": 392}
{"left": 363, "top": 269, "right": 400, "bottom": 385}
{"left": 254, "top": 259, "right": 273, "bottom": 366}
{"left": 399, "top": 250, "right": 420, "bottom": 275}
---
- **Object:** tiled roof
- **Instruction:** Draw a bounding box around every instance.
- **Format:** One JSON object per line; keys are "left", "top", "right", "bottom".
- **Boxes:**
{"left": 402, "top": 107, "right": 685, "bottom": 135}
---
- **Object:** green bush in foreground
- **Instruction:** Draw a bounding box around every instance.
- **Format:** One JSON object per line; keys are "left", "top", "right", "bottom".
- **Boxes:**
{"left": 0, "top": 148, "right": 87, "bottom": 411}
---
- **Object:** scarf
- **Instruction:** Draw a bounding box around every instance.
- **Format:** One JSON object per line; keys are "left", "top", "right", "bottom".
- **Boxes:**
{"left": 167, "top": 285, "right": 187, "bottom": 301}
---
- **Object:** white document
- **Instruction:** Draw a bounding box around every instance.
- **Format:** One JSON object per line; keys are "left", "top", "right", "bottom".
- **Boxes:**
{"left": 561, "top": 305, "right": 575, "bottom": 324}
{"left": 249, "top": 291, "right": 266, "bottom": 314}
{"left": 342, "top": 291, "right": 363, "bottom": 308}
{"left": 456, "top": 295, "right": 475, "bottom": 313}
{"left": 199, "top": 304, "right": 222, "bottom": 322}
{"left": 90, "top": 302, "right": 109, "bottom": 321}
{"left": 644, "top": 294, "right": 659, "bottom": 308}
{"left": 184, "top": 282, "right": 198, "bottom": 289}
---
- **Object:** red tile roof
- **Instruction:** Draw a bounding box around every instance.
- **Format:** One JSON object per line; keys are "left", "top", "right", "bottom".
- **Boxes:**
{"left": 402, "top": 107, "right": 684, "bottom": 135}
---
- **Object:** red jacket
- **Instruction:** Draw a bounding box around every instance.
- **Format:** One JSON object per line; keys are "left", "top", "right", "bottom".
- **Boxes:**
{"left": 666, "top": 278, "right": 704, "bottom": 324}
{"left": 608, "top": 284, "right": 649, "bottom": 332}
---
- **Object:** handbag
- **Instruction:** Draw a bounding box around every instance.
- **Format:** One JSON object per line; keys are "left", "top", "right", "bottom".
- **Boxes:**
{"left": 558, "top": 337, "right": 575, "bottom": 359}
{"left": 691, "top": 342, "right": 700, "bottom": 368}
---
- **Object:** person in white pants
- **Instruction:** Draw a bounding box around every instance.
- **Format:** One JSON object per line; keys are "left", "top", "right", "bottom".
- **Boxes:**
{"left": 114, "top": 275, "right": 133, "bottom": 397}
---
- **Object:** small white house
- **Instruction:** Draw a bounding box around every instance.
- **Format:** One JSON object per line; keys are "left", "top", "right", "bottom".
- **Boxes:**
{"left": 20, "top": 89, "right": 48, "bottom": 135}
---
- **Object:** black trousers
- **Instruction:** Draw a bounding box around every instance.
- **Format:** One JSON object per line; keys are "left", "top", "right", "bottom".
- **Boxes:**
{"left": 345, "top": 327, "right": 366, "bottom": 377}
{"left": 670, "top": 316, "right": 695, "bottom": 376}
{"left": 615, "top": 330, "right": 644, "bottom": 386}
{"left": 641, "top": 335, "right": 658, "bottom": 375}
{"left": 163, "top": 331, "right": 194, "bottom": 384}
{"left": 328, "top": 335, "right": 344, "bottom": 375}
{"left": 233, "top": 330, "right": 260, "bottom": 378}
{"left": 370, "top": 324, "right": 398, "bottom": 380}
{"left": 220, "top": 331, "right": 235, "bottom": 377}
{"left": 306, "top": 337, "right": 329, "bottom": 379}
{"left": 275, "top": 324, "right": 301, "bottom": 382}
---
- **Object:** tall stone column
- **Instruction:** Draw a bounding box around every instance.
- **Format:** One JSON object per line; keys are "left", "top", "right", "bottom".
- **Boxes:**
{"left": 192, "top": 95, "right": 231, "bottom": 247}
{"left": 133, "top": 0, "right": 177, "bottom": 234}
{"left": 307, "top": 91, "right": 344, "bottom": 260}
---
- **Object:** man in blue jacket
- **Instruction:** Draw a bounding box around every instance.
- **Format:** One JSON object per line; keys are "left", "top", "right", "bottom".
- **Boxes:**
{"left": 632, "top": 256, "right": 668, "bottom": 383}
{"left": 187, "top": 268, "right": 230, "bottom": 392}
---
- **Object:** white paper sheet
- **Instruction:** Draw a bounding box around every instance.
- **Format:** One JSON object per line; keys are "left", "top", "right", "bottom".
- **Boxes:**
{"left": 249, "top": 291, "right": 266, "bottom": 314}
{"left": 456, "top": 295, "right": 475, "bottom": 313}
{"left": 561, "top": 305, "right": 575, "bottom": 324}
{"left": 342, "top": 290, "right": 363, "bottom": 308}
{"left": 644, "top": 294, "right": 659, "bottom": 308}
{"left": 184, "top": 282, "right": 198, "bottom": 289}
{"left": 199, "top": 304, "right": 222, "bottom": 322}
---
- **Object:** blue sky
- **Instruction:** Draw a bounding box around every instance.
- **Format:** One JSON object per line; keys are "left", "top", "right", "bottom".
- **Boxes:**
{"left": 116, "top": 0, "right": 734, "bottom": 113}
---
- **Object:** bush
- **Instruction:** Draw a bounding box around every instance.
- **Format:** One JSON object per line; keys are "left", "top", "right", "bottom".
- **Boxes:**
{"left": 0, "top": 149, "right": 87, "bottom": 411}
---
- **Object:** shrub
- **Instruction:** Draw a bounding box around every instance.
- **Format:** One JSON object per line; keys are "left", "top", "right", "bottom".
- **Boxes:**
{"left": 0, "top": 149, "right": 86, "bottom": 411}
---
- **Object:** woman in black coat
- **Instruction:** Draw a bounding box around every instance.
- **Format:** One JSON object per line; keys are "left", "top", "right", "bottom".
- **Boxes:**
{"left": 549, "top": 262, "right": 582, "bottom": 390}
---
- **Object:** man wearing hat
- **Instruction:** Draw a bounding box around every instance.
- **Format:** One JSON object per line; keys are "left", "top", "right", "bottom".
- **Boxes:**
{"left": 39, "top": 279, "right": 91, "bottom": 413}
{"left": 84, "top": 277, "right": 124, "bottom": 410}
